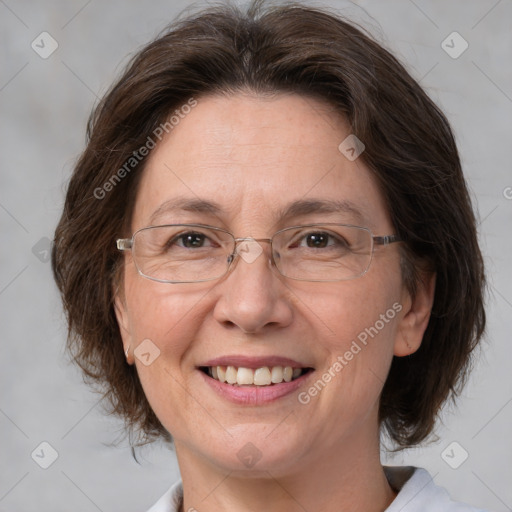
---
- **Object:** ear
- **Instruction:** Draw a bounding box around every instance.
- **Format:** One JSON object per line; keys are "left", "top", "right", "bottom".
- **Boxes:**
{"left": 114, "top": 290, "right": 134, "bottom": 365}
{"left": 394, "top": 272, "right": 436, "bottom": 357}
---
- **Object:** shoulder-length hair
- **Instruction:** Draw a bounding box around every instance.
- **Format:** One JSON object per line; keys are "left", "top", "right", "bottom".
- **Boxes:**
{"left": 52, "top": 0, "right": 486, "bottom": 448}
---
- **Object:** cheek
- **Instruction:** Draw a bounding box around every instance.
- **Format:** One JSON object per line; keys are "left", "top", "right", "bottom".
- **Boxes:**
{"left": 123, "top": 265, "right": 205, "bottom": 352}
{"left": 301, "top": 264, "right": 402, "bottom": 399}
{"left": 123, "top": 275, "right": 211, "bottom": 433}
{"left": 304, "top": 266, "right": 401, "bottom": 347}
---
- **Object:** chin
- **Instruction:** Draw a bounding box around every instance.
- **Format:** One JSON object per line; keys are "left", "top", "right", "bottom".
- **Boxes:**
{"left": 200, "top": 428, "right": 305, "bottom": 475}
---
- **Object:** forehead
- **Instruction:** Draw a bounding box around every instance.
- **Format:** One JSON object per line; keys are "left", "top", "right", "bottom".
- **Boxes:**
{"left": 132, "top": 93, "right": 391, "bottom": 232}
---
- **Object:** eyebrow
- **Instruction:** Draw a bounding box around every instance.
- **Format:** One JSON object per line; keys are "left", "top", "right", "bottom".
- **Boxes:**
{"left": 149, "top": 198, "right": 223, "bottom": 225}
{"left": 276, "top": 198, "right": 367, "bottom": 225}
{"left": 148, "top": 197, "right": 368, "bottom": 226}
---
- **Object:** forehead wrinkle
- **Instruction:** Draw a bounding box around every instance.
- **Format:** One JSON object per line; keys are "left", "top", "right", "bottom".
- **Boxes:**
{"left": 148, "top": 195, "right": 370, "bottom": 233}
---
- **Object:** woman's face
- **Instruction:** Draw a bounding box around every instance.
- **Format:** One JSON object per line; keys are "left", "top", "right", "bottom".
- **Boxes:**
{"left": 116, "top": 93, "right": 415, "bottom": 475}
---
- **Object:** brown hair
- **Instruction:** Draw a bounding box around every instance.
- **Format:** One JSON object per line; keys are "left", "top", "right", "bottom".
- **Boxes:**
{"left": 52, "top": 0, "right": 486, "bottom": 448}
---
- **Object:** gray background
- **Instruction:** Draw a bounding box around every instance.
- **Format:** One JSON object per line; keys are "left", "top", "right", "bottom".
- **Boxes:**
{"left": 1, "top": 0, "right": 511, "bottom": 511}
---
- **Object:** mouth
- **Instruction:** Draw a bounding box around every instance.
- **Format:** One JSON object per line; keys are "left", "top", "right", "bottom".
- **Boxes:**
{"left": 197, "top": 355, "right": 315, "bottom": 404}
{"left": 199, "top": 365, "right": 314, "bottom": 386}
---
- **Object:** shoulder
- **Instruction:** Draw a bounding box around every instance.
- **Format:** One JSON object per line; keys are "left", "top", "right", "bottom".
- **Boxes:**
{"left": 384, "top": 466, "right": 490, "bottom": 512}
{"left": 145, "top": 480, "right": 183, "bottom": 512}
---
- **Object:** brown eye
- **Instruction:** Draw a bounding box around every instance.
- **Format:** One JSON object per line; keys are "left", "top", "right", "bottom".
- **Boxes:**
{"left": 179, "top": 232, "right": 207, "bottom": 248}
{"left": 295, "top": 231, "right": 348, "bottom": 250}
{"left": 164, "top": 231, "right": 215, "bottom": 251}
{"left": 304, "top": 233, "right": 330, "bottom": 248}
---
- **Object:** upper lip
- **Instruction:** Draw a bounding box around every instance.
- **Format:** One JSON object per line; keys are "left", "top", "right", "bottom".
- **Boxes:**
{"left": 199, "top": 355, "right": 313, "bottom": 369}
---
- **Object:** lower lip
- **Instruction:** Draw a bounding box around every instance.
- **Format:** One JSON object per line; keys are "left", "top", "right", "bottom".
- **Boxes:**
{"left": 199, "top": 369, "right": 313, "bottom": 405}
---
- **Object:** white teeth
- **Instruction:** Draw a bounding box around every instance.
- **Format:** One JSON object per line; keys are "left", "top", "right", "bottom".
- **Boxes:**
{"left": 253, "top": 367, "right": 272, "bottom": 386}
{"left": 237, "top": 367, "right": 254, "bottom": 385}
{"left": 225, "top": 366, "right": 237, "bottom": 384}
{"left": 207, "top": 365, "right": 306, "bottom": 386}
{"left": 271, "top": 366, "right": 284, "bottom": 383}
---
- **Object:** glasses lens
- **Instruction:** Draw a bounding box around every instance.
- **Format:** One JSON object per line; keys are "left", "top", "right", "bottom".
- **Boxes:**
{"left": 133, "top": 225, "right": 234, "bottom": 282}
{"left": 273, "top": 224, "right": 373, "bottom": 281}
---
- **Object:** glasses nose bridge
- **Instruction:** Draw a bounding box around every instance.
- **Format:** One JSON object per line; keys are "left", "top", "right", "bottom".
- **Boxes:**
{"left": 229, "top": 236, "right": 276, "bottom": 266}
{"left": 233, "top": 236, "right": 273, "bottom": 245}
{"left": 233, "top": 236, "right": 274, "bottom": 254}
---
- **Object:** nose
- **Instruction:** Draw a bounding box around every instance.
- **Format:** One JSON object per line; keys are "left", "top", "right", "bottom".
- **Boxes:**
{"left": 212, "top": 239, "right": 293, "bottom": 334}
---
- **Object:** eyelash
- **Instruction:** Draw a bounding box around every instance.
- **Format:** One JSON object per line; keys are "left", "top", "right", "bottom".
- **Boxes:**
{"left": 165, "top": 230, "right": 349, "bottom": 250}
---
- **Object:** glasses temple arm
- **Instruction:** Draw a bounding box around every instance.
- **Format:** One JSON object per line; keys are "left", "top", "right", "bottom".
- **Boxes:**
{"left": 116, "top": 238, "right": 133, "bottom": 251}
{"left": 373, "top": 234, "right": 401, "bottom": 246}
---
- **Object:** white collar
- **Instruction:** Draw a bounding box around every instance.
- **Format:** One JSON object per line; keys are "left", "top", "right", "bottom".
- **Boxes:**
{"left": 146, "top": 466, "right": 487, "bottom": 512}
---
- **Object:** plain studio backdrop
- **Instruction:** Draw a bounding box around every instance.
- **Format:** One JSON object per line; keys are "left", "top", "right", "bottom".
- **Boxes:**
{"left": 1, "top": 1, "right": 511, "bottom": 511}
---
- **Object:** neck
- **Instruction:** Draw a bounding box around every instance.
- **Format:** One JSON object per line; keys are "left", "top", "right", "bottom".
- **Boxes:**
{"left": 175, "top": 419, "right": 396, "bottom": 512}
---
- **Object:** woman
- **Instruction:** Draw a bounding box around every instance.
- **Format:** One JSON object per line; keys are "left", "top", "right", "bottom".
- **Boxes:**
{"left": 52, "top": 1, "right": 487, "bottom": 511}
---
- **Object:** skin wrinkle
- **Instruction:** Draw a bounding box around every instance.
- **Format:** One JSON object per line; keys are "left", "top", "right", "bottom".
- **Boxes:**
{"left": 114, "top": 93, "right": 435, "bottom": 512}
{"left": 48, "top": 7, "right": 487, "bottom": 510}
{"left": 147, "top": 197, "right": 371, "bottom": 232}
{"left": 50, "top": 7, "right": 487, "bottom": 509}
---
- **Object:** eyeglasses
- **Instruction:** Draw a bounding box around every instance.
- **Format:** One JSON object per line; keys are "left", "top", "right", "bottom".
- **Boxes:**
{"left": 116, "top": 223, "right": 401, "bottom": 283}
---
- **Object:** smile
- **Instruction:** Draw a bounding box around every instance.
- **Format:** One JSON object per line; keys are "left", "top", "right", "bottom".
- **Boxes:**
{"left": 200, "top": 365, "right": 312, "bottom": 386}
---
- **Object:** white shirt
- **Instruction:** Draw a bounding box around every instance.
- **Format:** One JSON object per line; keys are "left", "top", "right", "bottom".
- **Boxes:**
{"left": 146, "top": 466, "right": 489, "bottom": 512}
